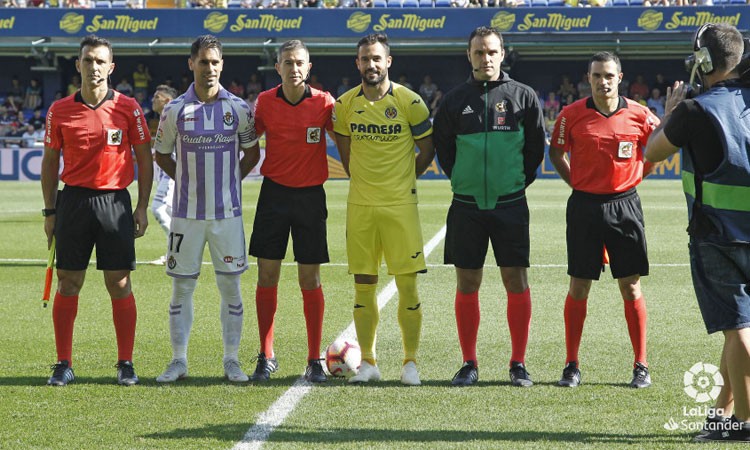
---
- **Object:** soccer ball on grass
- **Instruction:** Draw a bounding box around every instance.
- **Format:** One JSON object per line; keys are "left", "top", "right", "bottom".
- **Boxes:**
{"left": 324, "top": 338, "right": 361, "bottom": 378}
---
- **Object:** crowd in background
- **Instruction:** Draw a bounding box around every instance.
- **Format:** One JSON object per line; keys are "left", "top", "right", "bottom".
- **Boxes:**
{"left": 0, "top": 64, "right": 674, "bottom": 148}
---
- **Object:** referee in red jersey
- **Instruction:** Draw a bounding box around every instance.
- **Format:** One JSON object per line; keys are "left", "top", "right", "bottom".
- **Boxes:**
{"left": 40, "top": 35, "right": 153, "bottom": 386}
{"left": 244, "top": 40, "right": 335, "bottom": 383}
{"left": 549, "top": 52, "right": 659, "bottom": 389}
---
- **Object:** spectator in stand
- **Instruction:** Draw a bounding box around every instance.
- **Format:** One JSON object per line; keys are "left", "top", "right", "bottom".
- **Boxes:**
{"left": 544, "top": 108, "right": 557, "bottom": 138}
{"left": 309, "top": 74, "right": 325, "bottom": 91}
{"left": 0, "top": 106, "right": 12, "bottom": 137}
{"left": 67, "top": 75, "right": 81, "bottom": 97}
{"left": 544, "top": 91, "right": 561, "bottom": 116}
{"left": 653, "top": 73, "right": 671, "bottom": 95}
{"left": 29, "top": 108, "right": 45, "bottom": 130}
{"left": 245, "top": 91, "right": 257, "bottom": 111}
{"left": 558, "top": 75, "right": 577, "bottom": 99}
{"left": 133, "top": 90, "right": 151, "bottom": 116}
{"left": 23, "top": 78, "right": 43, "bottom": 110}
{"left": 419, "top": 75, "right": 439, "bottom": 105}
{"left": 21, "top": 124, "right": 38, "bottom": 148}
{"left": 323, "top": 0, "right": 338, "bottom": 7}
{"left": 398, "top": 73, "right": 413, "bottom": 90}
{"left": 646, "top": 88, "right": 665, "bottom": 118}
{"left": 628, "top": 74, "right": 650, "bottom": 100}
{"left": 4, "top": 122, "right": 23, "bottom": 148}
{"left": 179, "top": 74, "right": 191, "bottom": 93}
{"left": 632, "top": 92, "right": 647, "bottom": 107}
{"left": 561, "top": 92, "right": 576, "bottom": 108}
{"left": 229, "top": 78, "right": 245, "bottom": 98}
{"left": 8, "top": 76, "right": 24, "bottom": 108}
{"left": 116, "top": 78, "right": 134, "bottom": 97}
{"left": 576, "top": 72, "right": 592, "bottom": 98}
{"left": 14, "top": 110, "right": 27, "bottom": 128}
{"left": 337, "top": 77, "right": 351, "bottom": 98}
{"left": 132, "top": 63, "right": 152, "bottom": 98}
{"left": 246, "top": 73, "right": 263, "bottom": 95}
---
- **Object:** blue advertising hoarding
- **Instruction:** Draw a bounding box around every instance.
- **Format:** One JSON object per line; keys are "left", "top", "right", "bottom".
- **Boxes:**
{"left": 0, "top": 7, "right": 745, "bottom": 38}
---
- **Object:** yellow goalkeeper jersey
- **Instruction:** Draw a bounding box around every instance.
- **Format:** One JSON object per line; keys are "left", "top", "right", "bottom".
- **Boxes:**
{"left": 333, "top": 82, "right": 432, "bottom": 206}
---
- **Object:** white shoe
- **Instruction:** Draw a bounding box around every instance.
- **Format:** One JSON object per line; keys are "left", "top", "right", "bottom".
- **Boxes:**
{"left": 400, "top": 361, "right": 421, "bottom": 386}
{"left": 348, "top": 361, "right": 381, "bottom": 384}
{"left": 156, "top": 358, "right": 188, "bottom": 383}
{"left": 149, "top": 255, "right": 167, "bottom": 266}
{"left": 224, "top": 359, "right": 249, "bottom": 383}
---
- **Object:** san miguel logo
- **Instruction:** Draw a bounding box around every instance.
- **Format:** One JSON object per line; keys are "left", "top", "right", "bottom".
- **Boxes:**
{"left": 204, "top": 12, "right": 229, "bottom": 33}
{"left": 60, "top": 12, "right": 85, "bottom": 33}
{"left": 347, "top": 12, "right": 371, "bottom": 33}
{"left": 0, "top": 16, "right": 15, "bottom": 30}
{"left": 371, "top": 13, "right": 446, "bottom": 33}
{"left": 517, "top": 13, "right": 592, "bottom": 31}
{"left": 491, "top": 11, "right": 516, "bottom": 32}
{"left": 637, "top": 10, "right": 663, "bottom": 31}
{"left": 60, "top": 12, "right": 158, "bottom": 34}
{"left": 229, "top": 14, "right": 303, "bottom": 32}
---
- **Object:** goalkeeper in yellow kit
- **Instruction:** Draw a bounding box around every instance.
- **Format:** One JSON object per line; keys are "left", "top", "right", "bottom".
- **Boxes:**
{"left": 333, "top": 33, "right": 435, "bottom": 386}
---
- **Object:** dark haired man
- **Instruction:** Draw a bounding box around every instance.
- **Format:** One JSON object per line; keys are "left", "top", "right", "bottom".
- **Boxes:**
{"left": 647, "top": 23, "right": 750, "bottom": 442}
{"left": 41, "top": 34, "right": 153, "bottom": 386}
{"left": 333, "top": 33, "right": 435, "bottom": 386}
{"left": 433, "top": 26, "right": 545, "bottom": 387}
{"left": 549, "top": 51, "right": 659, "bottom": 389}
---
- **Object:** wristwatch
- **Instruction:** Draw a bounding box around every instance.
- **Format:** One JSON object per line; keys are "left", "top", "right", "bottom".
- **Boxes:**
{"left": 42, "top": 208, "right": 56, "bottom": 217}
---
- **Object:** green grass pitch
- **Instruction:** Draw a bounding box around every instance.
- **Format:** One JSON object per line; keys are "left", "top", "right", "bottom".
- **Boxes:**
{"left": 0, "top": 179, "right": 723, "bottom": 449}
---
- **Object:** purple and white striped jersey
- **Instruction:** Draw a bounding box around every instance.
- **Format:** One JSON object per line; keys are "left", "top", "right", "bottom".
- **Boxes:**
{"left": 154, "top": 83, "right": 257, "bottom": 220}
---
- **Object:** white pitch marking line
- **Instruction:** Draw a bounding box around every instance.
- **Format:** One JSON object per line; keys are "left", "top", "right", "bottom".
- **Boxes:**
{"left": 231, "top": 225, "right": 447, "bottom": 450}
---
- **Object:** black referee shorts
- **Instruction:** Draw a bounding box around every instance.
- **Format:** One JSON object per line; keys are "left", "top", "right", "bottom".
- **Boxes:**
{"left": 444, "top": 194, "right": 530, "bottom": 269}
{"left": 249, "top": 177, "right": 329, "bottom": 264}
{"left": 55, "top": 185, "right": 136, "bottom": 271}
{"left": 566, "top": 188, "right": 649, "bottom": 280}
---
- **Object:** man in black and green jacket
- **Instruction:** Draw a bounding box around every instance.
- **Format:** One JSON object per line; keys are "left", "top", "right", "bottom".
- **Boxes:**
{"left": 433, "top": 26, "right": 545, "bottom": 387}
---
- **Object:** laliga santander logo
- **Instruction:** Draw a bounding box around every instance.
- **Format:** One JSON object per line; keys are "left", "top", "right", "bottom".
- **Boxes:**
{"left": 684, "top": 362, "right": 723, "bottom": 403}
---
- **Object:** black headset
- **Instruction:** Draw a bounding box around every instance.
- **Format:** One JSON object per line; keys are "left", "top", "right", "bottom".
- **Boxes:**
{"left": 692, "top": 23, "right": 715, "bottom": 76}
{"left": 684, "top": 23, "right": 715, "bottom": 93}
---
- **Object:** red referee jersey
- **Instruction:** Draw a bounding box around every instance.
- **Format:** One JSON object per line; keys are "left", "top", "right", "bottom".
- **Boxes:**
{"left": 551, "top": 97, "right": 659, "bottom": 194}
{"left": 45, "top": 89, "right": 150, "bottom": 190}
{"left": 254, "top": 85, "right": 334, "bottom": 187}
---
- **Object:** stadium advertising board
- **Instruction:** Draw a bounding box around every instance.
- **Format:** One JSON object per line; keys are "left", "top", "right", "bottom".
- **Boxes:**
{"left": 0, "top": 7, "right": 745, "bottom": 38}
{"left": 1, "top": 146, "right": 680, "bottom": 181}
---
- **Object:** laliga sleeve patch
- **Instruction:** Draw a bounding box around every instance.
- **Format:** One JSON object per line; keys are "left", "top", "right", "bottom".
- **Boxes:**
{"left": 618, "top": 141, "right": 634, "bottom": 158}
{"left": 307, "top": 127, "right": 321, "bottom": 144}
{"left": 107, "top": 129, "right": 123, "bottom": 146}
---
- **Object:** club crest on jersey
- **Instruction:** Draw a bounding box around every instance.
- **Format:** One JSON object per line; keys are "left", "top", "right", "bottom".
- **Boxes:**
{"left": 107, "top": 129, "right": 122, "bottom": 145}
{"left": 495, "top": 101, "right": 507, "bottom": 113}
{"left": 384, "top": 107, "right": 398, "bottom": 120}
{"left": 167, "top": 256, "right": 177, "bottom": 270}
{"left": 307, "top": 127, "right": 321, "bottom": 144}
{"left": 223, "top": 112, "right": 235, "bottom": 126}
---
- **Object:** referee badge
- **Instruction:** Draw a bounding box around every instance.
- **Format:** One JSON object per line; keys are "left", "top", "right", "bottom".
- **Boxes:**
{"left": 618, "top": 141, "right": 634, "bottom": 158}
{"left": 306, "top": 127, "right": 322, "bottom": 144}
{"left": 107, "top": 129, "right": 122, "bottom": 146}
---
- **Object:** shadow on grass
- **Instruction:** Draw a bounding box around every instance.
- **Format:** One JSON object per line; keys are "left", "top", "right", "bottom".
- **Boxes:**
{"left": 0, "top": 375, "right": 303, "bottom": 387}
{"left": 142, "top": 424, "right": 696, "bottom": 445}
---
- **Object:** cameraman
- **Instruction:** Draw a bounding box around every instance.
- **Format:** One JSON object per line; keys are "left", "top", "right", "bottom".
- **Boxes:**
{"left": 646, "top": 23, "right": 750, "bottom": 443}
